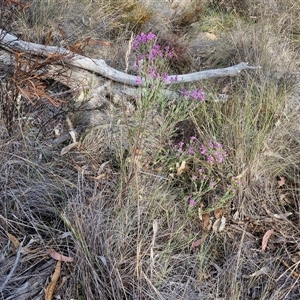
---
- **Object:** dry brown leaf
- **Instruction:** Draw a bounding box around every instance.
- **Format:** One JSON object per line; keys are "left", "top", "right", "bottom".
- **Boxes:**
{"left": 213, "top": 216, "right": 226, "bottom": 232}
{"left": 222, "top": 83, "right": 231, "bottom": 94}
{"left": 192, "top": 238, "right": 204, "bottom": 249}
{"left": 273, "top": 212, "right": 293, "bottom": 219}
{"left": 204, "top": 32, "right": 217, "bottom": 40}
{"left": 212, "top": 218, "right": 221, "bottom": 232}
{"left": 202, "top": 214, "right": 211, "bottom": 231}
{"left": 243, "top": 266, "right": 270, "bottom": 278}
{"left": 191, "top": 239, "right": 203, "bottom": 249}
{"left": 177, "top": 160, "right": 188, "bottom": 175}
{"left": 7, "top": 232, "right": 20, "bottom": 249}
{"left": 191, "top": 234, "right": 208, "bottom": 249}
{"left": 214, "top": 208, "right": 224, "bottom": 219}
{"left": 69, "top": 130, "right": 77, "bottom": 143}
{"left": 89, "top": 39, "right": 111, "bottom": 47}
{"left": 7, "top": 233, "right": 38, "bottom": 254}
{"left": 198, "top": 207, "right": 203, "bottom": 221}
{"left": 45, "top": 260, "right": 62, "bottom": 300}
{"left": 91, "top": 173, "right": 106, "bottom": 180}
{"left": 233, "top": 210, "right": 239, "bottom": 220}
{"left": 219, "top": 216, "right": 226, "bottom": 232}
{"left": 60, "top": 142, "right": 79, "bottom": 156}
{"left": 262, "top": 229, "right": 274, "bottom": 253}
{"left": 278, "top": 176, "right": 285, "bottom": 188}
{"left": 198, "top": 203, "right": 205, "bottom": 221}
{"left": 279, "top": 194, "right": 291, "bottom": 205}
{"left": 21, "top": 246, "right": 38, "bottom": 254}
{"left": 47, "top": 249, "right": 74, "bottom": 262}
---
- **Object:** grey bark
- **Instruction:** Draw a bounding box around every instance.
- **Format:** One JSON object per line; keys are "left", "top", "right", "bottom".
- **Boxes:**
{"left": 0, "top": 29, "right": 261, "bottom": 87}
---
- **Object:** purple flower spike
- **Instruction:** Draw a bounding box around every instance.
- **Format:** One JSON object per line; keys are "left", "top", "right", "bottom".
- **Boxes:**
{"left": 181, "top": 89, "right": 188, "bottom": 96}
{"left": 200, "top": 146, "right": 207, "bottom": 155}
{"left": 147, "top": 66, "right": 160, "bottom": 79}
{"left": 188, "top": 196, "right": 196, "bottom": 206}
{"left": 189, "top": 199, "right": 196, "bottom": 206}
{"left": 188, "top": 148, "right": 195, "bottom": 155}
{"left": 147, "top": 32, "right": 156, "bottom": 40}
{"left": 133, "top": 32, "right": 157, "bottom": 50}
{"left": 209, "top": 181, "right": 217, "bottom": 188}
{"left": 207, "top": 155, "right": 214, "bottom": 164}
{"left": 181, "top": 88, "right": 205, "bottom": 101}
{"left": 162, "top": 73, "right": 169, "bottom": 83}
{"left": 136, "top": 76, "right": 142, "bottom": 85}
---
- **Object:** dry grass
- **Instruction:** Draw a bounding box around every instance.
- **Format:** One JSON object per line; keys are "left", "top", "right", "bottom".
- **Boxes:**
{"left": 0, "top": 0, "right": 300, "bottom": 299}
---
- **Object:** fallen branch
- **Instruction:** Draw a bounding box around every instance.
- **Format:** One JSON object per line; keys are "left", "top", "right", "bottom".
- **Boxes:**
{"left": 0, "top": 29, "right": 261, "bottom": 86}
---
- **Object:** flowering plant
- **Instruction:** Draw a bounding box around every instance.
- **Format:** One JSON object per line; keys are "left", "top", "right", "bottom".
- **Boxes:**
{"left": 132, "top": 32, "right": 177, "bottom": 86}
{"left": 131, "top": 32, "right": 239, "bottom": 211}
{"left": 173, "top": 136, "right": 240, "bottom": 210}
{"left": 133, "top": 32, "right": 209, "bottom": 114}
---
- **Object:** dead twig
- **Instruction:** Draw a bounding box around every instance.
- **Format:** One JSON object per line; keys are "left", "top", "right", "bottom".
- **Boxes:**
{"left": 0, "top": 237, "right": 24, "bottom": 293}
{"left": 279, "top": 258, "right": 300, "bottom": 279}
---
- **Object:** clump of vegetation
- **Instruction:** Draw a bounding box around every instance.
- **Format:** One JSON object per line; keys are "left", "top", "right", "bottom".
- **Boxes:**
{"left": 171, "top": 136, "right": 240, "bottom": 211}
{"left": 207, "top": 0, "right": 250, "bottom": 15}
{"left": 171, "top": 0, "right": 205, "bottom": 27}
{"left": 104, "top": 0, "right": 155, "bottom": 36}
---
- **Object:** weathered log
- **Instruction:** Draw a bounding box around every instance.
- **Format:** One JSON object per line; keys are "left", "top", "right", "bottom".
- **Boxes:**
{"left": 0, "top": 29, "right": 261, "bottom": 87}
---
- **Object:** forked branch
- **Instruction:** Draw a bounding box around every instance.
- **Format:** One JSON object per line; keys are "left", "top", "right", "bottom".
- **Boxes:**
{"left": 0, "top": 29, "right": 261, "bottom": 86}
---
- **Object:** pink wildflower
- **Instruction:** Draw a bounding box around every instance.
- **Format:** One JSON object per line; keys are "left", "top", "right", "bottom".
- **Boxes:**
{"left": 188, "top": 196, "right": 196, "bottom": 206}
{"left": 207, "top": 155, "right": 214, "bottom": 164}
{"left": 188, "top": 148, "right": 195, "bottom": 155}
{"left": 136, "top": 76, "right": 142, "bottom": 85}
{"left": 200, "top": 146, "right": 207, "bottom": 155}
